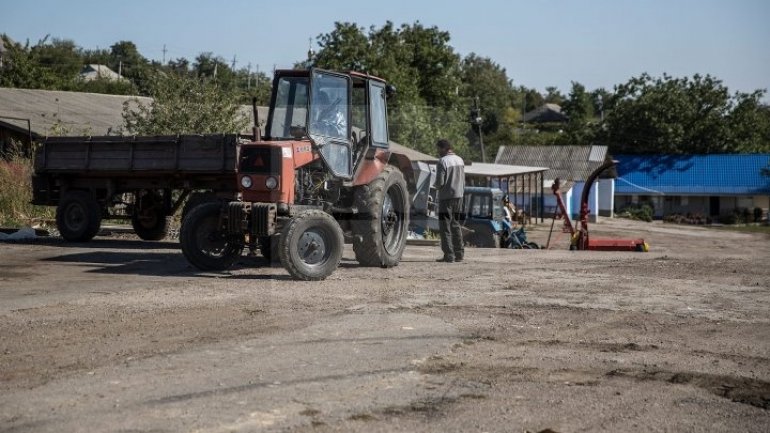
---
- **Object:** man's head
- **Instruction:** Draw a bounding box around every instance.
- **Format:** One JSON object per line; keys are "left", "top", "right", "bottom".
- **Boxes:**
{"left": 436, "top": 138, "right": 452, "bottom": 157}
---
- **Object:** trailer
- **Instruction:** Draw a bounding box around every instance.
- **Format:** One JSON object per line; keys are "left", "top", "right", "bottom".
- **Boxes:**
{"left": 31, "top": 134, "right": 242, "bottom": 241}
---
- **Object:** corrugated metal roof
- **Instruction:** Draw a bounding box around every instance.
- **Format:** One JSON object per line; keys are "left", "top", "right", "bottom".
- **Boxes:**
{"left": 495, "top": 145, "right": 608, "bottom": 181}
{"left": 615, "top": 154, "right": 770, "bottom": 195}
{"left": 0, "top": 87, "right": 151, "bottom": 136}
{"left": 521, "top": 103, "right": 568, "bottom": 123}
{"left": 0, "top": 87, "right": 271, "bottom": 137}
{"left": 465, "top": 162, "right": 547, "bottom": 178}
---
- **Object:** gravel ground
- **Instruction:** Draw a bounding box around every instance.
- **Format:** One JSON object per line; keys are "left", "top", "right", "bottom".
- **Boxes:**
{"left": 0, "top": 218, "right": 768, "bottom": 433}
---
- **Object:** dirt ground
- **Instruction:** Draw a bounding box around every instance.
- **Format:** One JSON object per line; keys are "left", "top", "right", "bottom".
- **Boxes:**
{"left": 0, "top": 218, "right": 768, "bottom": 433}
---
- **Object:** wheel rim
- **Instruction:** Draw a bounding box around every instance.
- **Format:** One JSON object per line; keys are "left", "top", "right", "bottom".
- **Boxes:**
{"left": 381, "top": 184, "right": 405, "bottom": 255}
{"left": 196, "top": 215, "right": 230, "bottom": 258}
{"left": 297, "top": 228, "right": 330, "bottom": 267}
{"left": 64, "top": 203, "right": 86, "bottom": 233}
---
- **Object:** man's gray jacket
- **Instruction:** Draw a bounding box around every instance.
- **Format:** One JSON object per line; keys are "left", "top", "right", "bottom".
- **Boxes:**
{"left": 434, "top": 151, "right": 465, "bottom": 200}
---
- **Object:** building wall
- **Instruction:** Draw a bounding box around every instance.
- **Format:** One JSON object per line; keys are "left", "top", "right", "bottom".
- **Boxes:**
{"left": 571, "top": 181, "right": 600, "bottom": 222}
{"left": 598, "top": 178, "right": 614, "bottom": 217}
{"left": 616, "top": 194, "right": 769, "bottom": 220}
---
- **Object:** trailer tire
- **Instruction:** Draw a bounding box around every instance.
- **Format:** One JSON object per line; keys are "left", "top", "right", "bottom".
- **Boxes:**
{"left": 278, "top": 210, "right": 343, "bottom": 281}
{"left": 180, "top": 201, "right": 242, "bottom": 271}
{"left": 132, "top": 190, "right": 170, "bottom": 241}
{"left": 56, "top": 191, "right": 102, "bottom": 242}
{"left": 352, "top": 165, "right": 409, "bottom": 267}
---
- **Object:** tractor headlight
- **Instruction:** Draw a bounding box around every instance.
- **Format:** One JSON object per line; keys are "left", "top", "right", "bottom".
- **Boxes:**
{"left": 240, "top": 175, "right": 253, "bottom": 189}
{"left": 265, "top": 176, "right": 278, "bottom": 190}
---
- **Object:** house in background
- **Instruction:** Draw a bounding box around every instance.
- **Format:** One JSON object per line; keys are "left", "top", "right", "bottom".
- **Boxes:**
{"left": 78, "top": 64, "right": 126, "bottom": 82}
{"left": 495, "top": 145, "right": 614, "bottom": 222}
{"left": 614, "top": 154, "right": 770, "bottom": 220}
{"left": 521, "top": 103, "right": 568, "bottom": 125}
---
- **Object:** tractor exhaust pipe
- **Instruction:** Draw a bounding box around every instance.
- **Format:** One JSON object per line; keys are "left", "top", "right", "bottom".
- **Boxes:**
{"left": 252, "top": 97, "right": 261, "bottom": 141}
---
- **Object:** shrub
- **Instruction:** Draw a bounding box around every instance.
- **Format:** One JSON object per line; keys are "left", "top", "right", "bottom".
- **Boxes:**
{"left": 617, "top": 203, "right": 653, "bottom": 222}
{"left": 754, "top": 207, "right": 764, "bottom": 223}
{"left": 0, "top": 152, "right": 54, "bottom": 227}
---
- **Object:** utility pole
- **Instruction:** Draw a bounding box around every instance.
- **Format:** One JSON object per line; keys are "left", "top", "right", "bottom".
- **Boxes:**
{"left": 162, "top": 44, "right": 167, "bottom": 64}
{"left": 471, "top": 96, "right": 486, "bottom": 162}
{"left": 231, "top": 55, "right": 237, "bottom": 70}
{"left": 247, "top": 62, "right": 252, "bottom": 89}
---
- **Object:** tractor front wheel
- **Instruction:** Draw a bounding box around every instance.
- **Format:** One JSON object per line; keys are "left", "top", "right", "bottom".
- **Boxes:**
{"left": 278, "top": 210, "right": 344, "bottom": 281}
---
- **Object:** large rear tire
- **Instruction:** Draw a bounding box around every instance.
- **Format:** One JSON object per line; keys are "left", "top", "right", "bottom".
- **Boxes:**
{"left": 131, "top": 190, "right": 171, "bottom": 241}
{"left": 352, "top": 165, "right": 409, "bottom": 267}
{"left": 278, "top": 210, "right": 344, "bottom": 281}
{"left": 180, "top": 202, "right": 243, "bottom": 271}
{"left": 56, "top": 191, "right": 102, "bottom": 242}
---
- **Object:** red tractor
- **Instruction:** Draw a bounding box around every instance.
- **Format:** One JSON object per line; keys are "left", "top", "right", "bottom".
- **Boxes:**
{"left": 179, "top": 69, "right": 414, "bottom": 280}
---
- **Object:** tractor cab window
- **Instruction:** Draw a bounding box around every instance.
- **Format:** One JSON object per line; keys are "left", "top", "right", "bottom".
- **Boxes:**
{"left": 369, "top": 81, "right": 389, "bottom": 148}
{"left": 267, "top": 76, "right": 308, "bottom": 139}
{"left": 309, "top": 71, "right": 352, "bottom": 178}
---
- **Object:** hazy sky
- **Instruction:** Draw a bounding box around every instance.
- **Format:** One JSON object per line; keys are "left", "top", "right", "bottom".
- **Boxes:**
{"left": 3, "top": 0, "right": 769, "bottom": 97}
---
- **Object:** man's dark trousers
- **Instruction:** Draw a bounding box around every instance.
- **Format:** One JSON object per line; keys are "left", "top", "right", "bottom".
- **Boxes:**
{"left": 438, "top": 197, "right": 464, "bottom": 260}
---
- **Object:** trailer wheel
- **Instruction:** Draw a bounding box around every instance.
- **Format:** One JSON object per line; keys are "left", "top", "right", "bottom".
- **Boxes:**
{"left": 278, "top": 210, "right": 343, "bottom": 281}
{"left": 56, "top": 191, "right": 102, "bottom": 242}
{"left": 180, "top": 202, "right": 242, "bottom": 271}
{"left": 132, "top": 190, "right": 171, "bottom": 241}
{"left": 352, "top": 165, "right": 409, "bottom": 267}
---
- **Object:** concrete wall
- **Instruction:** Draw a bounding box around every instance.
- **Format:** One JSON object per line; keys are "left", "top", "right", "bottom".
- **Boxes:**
{"left": 598, "top": 178, "right": 614, "bottom": 217}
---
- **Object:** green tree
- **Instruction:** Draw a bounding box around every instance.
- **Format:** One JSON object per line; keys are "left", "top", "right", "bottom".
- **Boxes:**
{"left": 560, "top": 81, "right": 596, "bottom": 145}
{"left": 309, "top": 21, "right": 470, "bottom": 158}
{"left": 33, "top": 37, "right": 82, "bottom": 83}
{"left": 597, "top": 73, "right": 769, "bottom": 154}
{"left": 122, "top": 72, "right": 248, "bottom": 135}
{"left": 598, "top": 74, "right": 731, "bottom": 153}
{"left": 726, "top": 91, "right": 770, "bottom": 153}
{"left": 544, "top": 86, "right": 565, "bottom": 105}
{"left": 0, "top": 34, "right": 60, "bottom": 89}
{"left": 108, "top": 41, "right": 151, "bottom": 94}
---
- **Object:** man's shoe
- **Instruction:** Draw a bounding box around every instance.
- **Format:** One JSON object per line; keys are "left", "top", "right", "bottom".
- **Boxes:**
{"left": 455, "top": 256, "right": 464, "bottom": 262}
{"left": 436, "top": 257, "right": 454, "bottom": 263}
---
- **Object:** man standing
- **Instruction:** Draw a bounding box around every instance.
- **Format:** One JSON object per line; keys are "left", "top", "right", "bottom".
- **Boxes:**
{"left": 434, "top": 139, "right": 465, "bottom": 262}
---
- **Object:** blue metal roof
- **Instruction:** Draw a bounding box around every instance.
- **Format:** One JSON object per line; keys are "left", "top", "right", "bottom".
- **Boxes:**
{"left": 614, "top": 154, "right": 770, "bottom": 195}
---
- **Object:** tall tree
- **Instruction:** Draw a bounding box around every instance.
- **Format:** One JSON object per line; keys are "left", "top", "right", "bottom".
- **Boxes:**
{"left": 310, "top": 21, "right": 468, "bottom": 158}
{"left": 122, "top": 72, "right": 248, "bottom": 135}
{"left": 0, "top": 35, "right": 61, "bottom": 89}
{"left": 560, "top": 81, "right": 596, "bottom": 145}
{"left": 460, "top": 53, "right": 518, "bottom": 159}
{"left": 33, "top": 38, "right": 82, "bottom": 81}
{"left": 597, "top": 73, "right": 769, "bottom": 154}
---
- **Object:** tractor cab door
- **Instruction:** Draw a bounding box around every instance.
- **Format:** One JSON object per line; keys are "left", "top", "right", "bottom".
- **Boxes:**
{"left": 308, "top": 70, "right": 353, "bottom": 179}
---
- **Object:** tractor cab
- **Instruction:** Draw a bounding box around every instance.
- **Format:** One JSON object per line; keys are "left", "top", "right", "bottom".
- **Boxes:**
{"left": 239, "top": 68, "right": 396, "bottom": 211}
{"left": 263, "top": 68, "right": 391, "bottom": 177}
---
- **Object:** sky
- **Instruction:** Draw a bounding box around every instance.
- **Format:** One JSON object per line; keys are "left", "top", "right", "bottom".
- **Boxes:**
{"left": 3, "top": 0, "right": 769, "bottom": 98}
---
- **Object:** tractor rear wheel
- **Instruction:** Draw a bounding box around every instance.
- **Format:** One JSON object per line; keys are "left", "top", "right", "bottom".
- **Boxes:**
{"left": 278, "top": 210, "right": 344, "bottom": 281}
{"left": 180, "top": 202, "right": 243, "bottom": 271}
{"left": 352, "top": 165, "right": 409, "bottom": 267}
